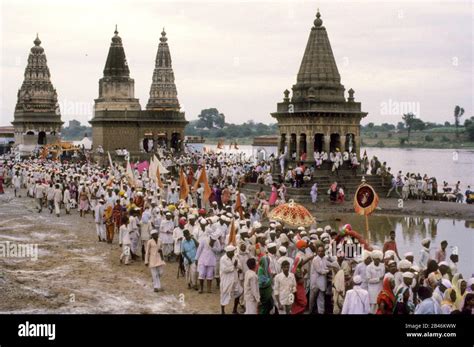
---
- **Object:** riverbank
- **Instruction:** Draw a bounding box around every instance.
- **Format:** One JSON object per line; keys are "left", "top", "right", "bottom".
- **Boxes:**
{"left": 305, "top": 197, "right": 474, "bottom": 220}
{"left": 1, "top": 188, "right": 473, "bottom": 314}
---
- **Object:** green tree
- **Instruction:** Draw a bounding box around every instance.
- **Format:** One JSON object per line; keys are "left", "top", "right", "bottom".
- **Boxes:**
{"left": 402, "top": 113, "right": 416, "bottom": 142}
{"left": 411, "top": 118, "right": 426, "bottom": 132}
{"left": 396, "top": 122, "right": 405, "bottom": 131}
{"left": 465, "top": 117, "right": 474, "bottom": 141}
{"left": 196, "top": 108, "right": 226, "bottom": 129}
{"left": 454, "top": 105, "right": 465, "bottom": 138}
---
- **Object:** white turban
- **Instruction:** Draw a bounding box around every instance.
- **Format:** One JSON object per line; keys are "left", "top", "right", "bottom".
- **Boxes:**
{"left": 371, "top": 250, "right": 383, "bottom": 260}
{"left": 421, "top": 238, "right": 430, "bottom": 246}
{"left": 362, "top": 251, "right": 372, "bottom": 261}
{"left": 353, "top": 275, "right": 362, "bottom": 284}
{"left": 225, "top": 245, "right": 236, "bottom": 252}
{"left": 402, "top": 272, "right": 414, "bottom": 279}
{"left": 279, "top": 246, "right": 287, "bottom": 254}
{"left": 398, "top": 259, "right": 412, "bottom": 270}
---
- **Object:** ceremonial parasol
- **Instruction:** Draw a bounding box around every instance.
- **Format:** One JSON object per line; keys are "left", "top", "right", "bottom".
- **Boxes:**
{"left": 268, "top": 199, "right": 315, "bottom": 227}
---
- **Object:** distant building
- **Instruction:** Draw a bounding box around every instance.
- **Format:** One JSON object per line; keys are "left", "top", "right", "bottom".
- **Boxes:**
{"left": 252, "top": 135, "right": 278, "bottom": 161}
{"left": 271, "top": 10, "right": 367, "bottom": 161}
{"left": 11, "top": 35, "right": 63, "bottom": 153}
{"left": 89, "top": 28, "right": 188, "bottom": 155}
{"left": 0, "top": 126, "right": 15, "bottom": 154}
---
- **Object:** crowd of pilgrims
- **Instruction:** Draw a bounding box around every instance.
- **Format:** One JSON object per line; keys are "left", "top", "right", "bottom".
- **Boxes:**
{"left": 0, "top": 148, "right": 473, "bottom": 315}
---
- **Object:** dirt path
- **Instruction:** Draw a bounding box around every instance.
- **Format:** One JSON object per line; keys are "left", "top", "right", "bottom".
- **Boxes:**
{"left": 0, "top": 190, "right": 223, "bottom": 314}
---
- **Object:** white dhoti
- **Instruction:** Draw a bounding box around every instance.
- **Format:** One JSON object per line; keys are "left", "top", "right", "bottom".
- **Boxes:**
{"left": 245, "top": 299, "right": 258, "bottom": 314}
{"left": 120, "top": 245, "right": 131, "bottom": 264}
{"left": 185, "top": 262, "right": 198, "bottom": 287}
{"left": 54, "top": 201, "right": 61, "bottom": 215}
{"left": 150, "top": 266, "right": 164, "bottom": 289}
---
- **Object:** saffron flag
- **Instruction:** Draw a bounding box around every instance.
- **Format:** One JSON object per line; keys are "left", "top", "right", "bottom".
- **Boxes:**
{"left": 179, "top": 168, "right": 190, "bottom": 200}
{"left": 193, "top": 165, "right": 211, "bottom": 203}
{"left": 235, "top": 191, "right": 244, "bottom": 219}
{"left": 228, "top": 219, "right": 237, "bottom": 246}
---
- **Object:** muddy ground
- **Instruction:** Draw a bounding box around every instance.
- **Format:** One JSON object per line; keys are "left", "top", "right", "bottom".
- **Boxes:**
{"left": 0, "top": 190, "right": 224, "bottom": 314}
{"left": 0, "top": 188, "right": 472, "bottom": 314}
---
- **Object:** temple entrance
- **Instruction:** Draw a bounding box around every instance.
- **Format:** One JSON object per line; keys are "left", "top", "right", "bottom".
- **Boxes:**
{"left": 346, "top": 133, "right": 355, "bottom": 153}
{"left": 289, "top": 134, "right": 297, "bottom": 160}
{"left": 170, "top": 132, "right": 181, "bottom": 151}
{"left": 329, "top": 133, "right": 340, "bottom": 153}
{"left": 314, "top": 133, "right": 324, "bottom": 153}
{"left": 26, "top": 131, "right": 34, "bottom": 135}
{"left": 280, "top": 134, "right": 287, "bottom": 154}
{"left": 38, "top": 131, "right": 46, "bottom": 145}
{"left": 157, "top": 133, "right": 168, "bottom": 148}
{"left": 142, "top": 138, "right": 154, "bottom": 153}
{"left": 299, "top": 133, "right": 307, "bottom": 159}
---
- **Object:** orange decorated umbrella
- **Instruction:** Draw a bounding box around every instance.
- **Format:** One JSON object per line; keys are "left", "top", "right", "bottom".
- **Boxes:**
{"left": 268, "top": 199, "right": 315, "bottom": 227}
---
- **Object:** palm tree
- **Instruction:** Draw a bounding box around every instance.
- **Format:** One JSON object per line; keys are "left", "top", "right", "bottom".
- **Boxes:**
{"left": 402, "top": 113, "right": 416, "bottom": 142}
{"left": 454, "top": 105, "right": 465, "bottom": 138}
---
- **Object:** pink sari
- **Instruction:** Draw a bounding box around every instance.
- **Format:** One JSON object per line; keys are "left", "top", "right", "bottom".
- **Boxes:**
{"left": 269, "top": 186, "right": 278, "bottom": 206}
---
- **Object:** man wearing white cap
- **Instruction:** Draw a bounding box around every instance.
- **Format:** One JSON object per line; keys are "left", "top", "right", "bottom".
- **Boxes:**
{"left": 395, "top": 259, "right": 412, "bottom": 288}
{"left": 418, "top": 238, "right": 431, "bottom": 271}
{"left": 144, "top": 229, "right": 166, "bottom": 292}
{"left": 196, "top": 235, "right": 222, "bottom": 294}
{"left": 94, "top": 199, "right": 106, "bottom": 242}
{"left": 341, "top": 275, "right": 370, "bottom": 314}
{"left": 219, "top": 245, "right": 242, "bottom": 314}
{"left": 366, "top": 249, "right": 385, "bottom": 314}
{"left": 354, "top": 251, "right": 371, "bottom": 290}
{"left": 395, "top": 271, "right": 415, "bottom": 304}
{"left": 277, "top": 246, "right": 294, "bottom": 271}
{"left": 159, "top": 212, "right": 175, "bottom": 261}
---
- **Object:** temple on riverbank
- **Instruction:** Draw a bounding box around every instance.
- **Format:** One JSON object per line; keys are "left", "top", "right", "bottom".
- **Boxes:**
{"left": 11, "top": 35, "right": 63, "bottom": 153}
{"left": 89, "top": 27, "right": 187, "bottom": 155}
{"left": 271, "top": 10, "right": 367, "bottom": 161}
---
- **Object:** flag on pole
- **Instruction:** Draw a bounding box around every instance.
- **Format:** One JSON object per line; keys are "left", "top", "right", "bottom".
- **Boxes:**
{"left": 228, "top": 219, "right": 237, "bottom": 246}
{"left": 179, "top": 168, "right": 190, "bottom": 201}
{"left": 193, "top": 165, "right": 211, "bottom": 204}
{"left": 148, "top": 155, "right": 157, "bottom": 183}
{"left": 126, "top": 159, "right": 136, "bottom": 187}
{"left": 156, "top": 164, "right": 164, "bottom": 189}
{"left": 235, "top": 191, "right": 244, "bottom": 219}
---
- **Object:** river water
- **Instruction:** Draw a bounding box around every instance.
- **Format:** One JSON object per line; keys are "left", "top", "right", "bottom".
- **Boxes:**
{"left": 210, "top": 145, "right": 474, "bottom": 188}
{"left": 316, "top": 213, "right": 473, "bottom": 279}
{"left": 210, "top": 145, "right": 474, "bottom": 277}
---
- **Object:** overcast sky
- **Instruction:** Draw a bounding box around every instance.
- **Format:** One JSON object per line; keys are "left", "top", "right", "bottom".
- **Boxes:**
{"left": 0, "top": 0, "right": 472, "bottom": 127}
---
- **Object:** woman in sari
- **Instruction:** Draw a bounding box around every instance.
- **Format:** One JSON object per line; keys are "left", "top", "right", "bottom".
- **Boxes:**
{"left": 376, "top": 276, "right": 396, "bottom": 314}
{"left": 258, "top": 256, "right": 274, "bottom": 314}
{"left": 452, "top": 274, "right": 467, "bottom": 311}
{"left": 268, "top": 183, "right": 278, "bottom": 206}
{"left": 393, "top": 287, "right": 415, "bottom": 314}
{"left": 441, "top": 288, "right": 457, "bottom": 314}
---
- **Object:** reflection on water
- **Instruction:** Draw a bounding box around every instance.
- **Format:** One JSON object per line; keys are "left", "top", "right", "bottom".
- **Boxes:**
{"left": 316, "top": 213, "right": 474, "bottom": 278}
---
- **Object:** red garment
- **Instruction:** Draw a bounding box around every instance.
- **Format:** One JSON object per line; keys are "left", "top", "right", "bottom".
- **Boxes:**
{"left": 383, "top": 240, "right": 398, "bottom": 255}
{"left": 112, "top": 204, "right": 123, "bottom": 228}
{"left": 376, "top": 277, "right": 395, "bottom": 314}
{"left": 291, "top": 282, "right": 307, "bottom": 314}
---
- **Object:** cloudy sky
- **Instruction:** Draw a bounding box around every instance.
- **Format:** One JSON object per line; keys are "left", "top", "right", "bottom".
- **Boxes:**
{"left": 0, "top": 0, "right": 472, "bottom": 127}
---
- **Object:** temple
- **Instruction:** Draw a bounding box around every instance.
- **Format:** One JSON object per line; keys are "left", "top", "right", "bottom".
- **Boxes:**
{"left": 90, "top": 27, "right": 187, "bottom": 155}
{"left": 271, "top": 10, "right": 367, "bottom": 161}
{"left": 11, "top": 35, "right": 63, "bottom": 153}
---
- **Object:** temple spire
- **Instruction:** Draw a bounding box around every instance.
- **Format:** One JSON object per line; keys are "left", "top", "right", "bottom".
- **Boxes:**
{"left": 292, "top": 9, "right": 345, "bottom": 104}
{"left": 146, "top": 29, "right": 180, "bottom": 111}
{"left": 103, "top": 26, "right": 130, "bottom": 77}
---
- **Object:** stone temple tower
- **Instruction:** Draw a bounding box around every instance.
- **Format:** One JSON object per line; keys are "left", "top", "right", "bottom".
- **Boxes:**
{"left": 146, "top": 28, "right": 180, "bottom": 111}
{"left": 271, "top": 10, "right": 367, "bottom": 161}
{"left": 12, "top": 35, "right": 63, "bottom": 151}
{"left": 94, "top": 26, "right": 141, "bottom": 112}
{"left": 90, "top": 27, "right": 187, "bottom": 156}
